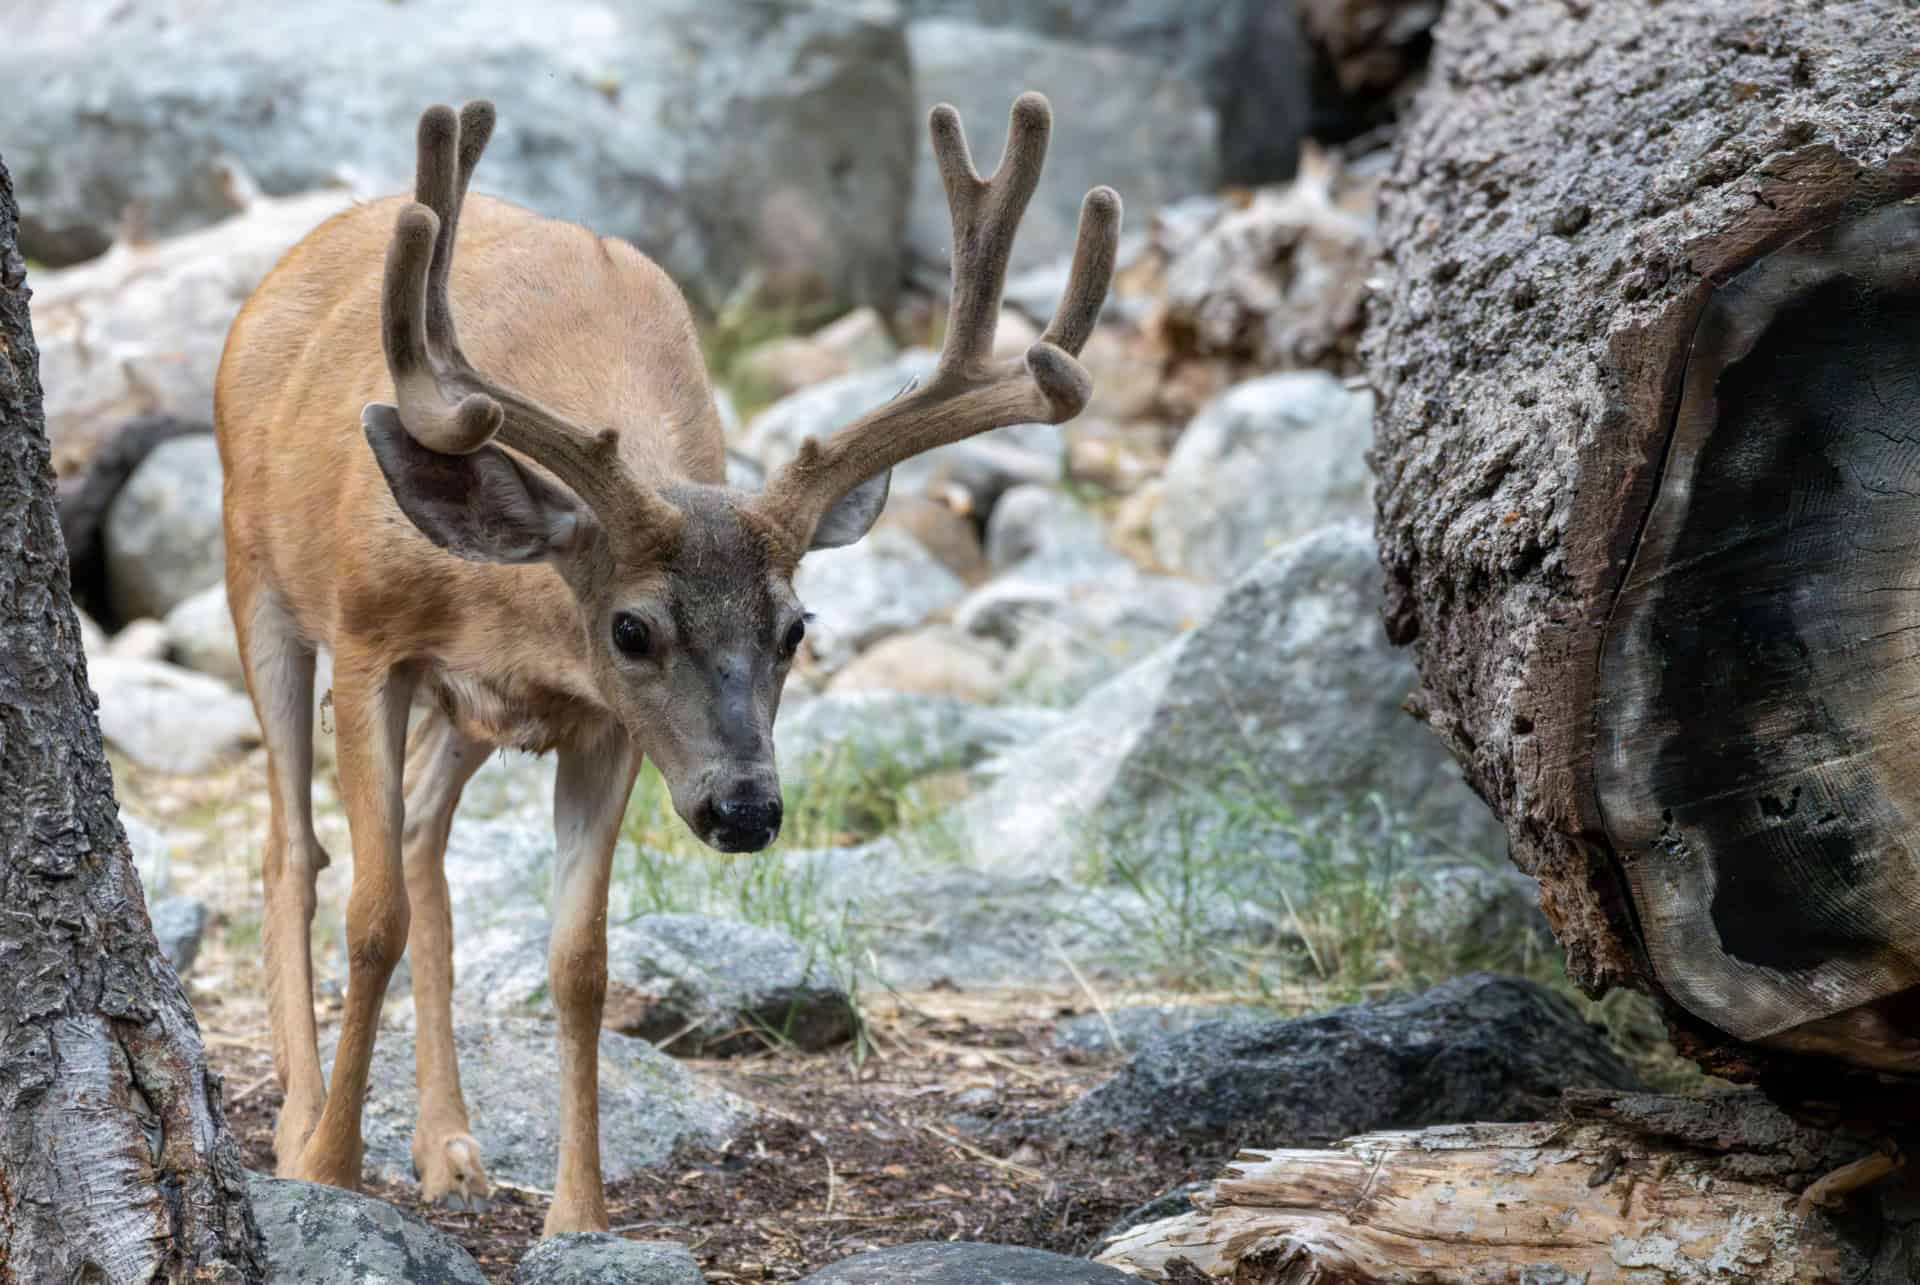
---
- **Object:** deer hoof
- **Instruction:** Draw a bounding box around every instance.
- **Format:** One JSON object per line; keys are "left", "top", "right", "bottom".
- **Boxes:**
{"left": 415, "top": 1131, "right": 492, "bottom": 1211}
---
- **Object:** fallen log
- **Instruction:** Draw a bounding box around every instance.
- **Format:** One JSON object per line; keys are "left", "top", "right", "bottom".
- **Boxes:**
{"left": 1367, "top": 0, "right": 1920, "bottom": 1094}
{"left": 1096, "top": 1091, "right": 1902, "bottom": 1283}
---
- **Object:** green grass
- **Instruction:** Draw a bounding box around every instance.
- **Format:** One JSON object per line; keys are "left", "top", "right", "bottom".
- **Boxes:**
{"left": 603, "top": 728, "right": 1710, "bottom": 1086}
{"left": 606, "top": 736, "right": 974, "bottom": 1055}
{"left": 1063, "top": 774, "right": 1714, "bottom": 1091}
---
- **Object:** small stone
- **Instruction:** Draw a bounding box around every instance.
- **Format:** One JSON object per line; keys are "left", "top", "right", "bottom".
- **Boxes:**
{"left": 1153, "top": 373, "right": 1376, "bottom": 580}
{"left": 792, "top": 527, "right": 967, "bottom": 673}
{"left": 102, "top": 434, "right": 227, "bottom": 623}
{"left": 248, "top": 1172, "right": 489, "bottom": 1284}
{"left": 734, "top": 335, "right": 851, "bottom": 399}
{"left": 149, "top": 896, "right": 208, "bottom": 975}
{"left": 123, "top": 813, "right": 172, "bottom": 895}
{"left": 510, "top": 1233, "right": 706, "bottom": 1285}
{"left": 876, "top": 492, "right": 988, "bottom": 584}
{"left": 88, "top": 656, "right": 260, "bottom": 774}
{"left": 983, "top": 484, "right": 1107, "bottom": 572}
{"left": 989, "top": 307, "right": 1041, "bottom": 362}
{"left": 797, "top": 1242, "right": 1137, "bottom": 1283}
{"left": 810, "top": 306, "right": 897, "bottom": 370}
{"left": 106, "top": 617, "right": 171, "bottom": 662}
{"left": 163, "top": 581, "right": 245, "bottom": 687}
{"left": 827, "top": 625, "right": 1006, "bottom": 704}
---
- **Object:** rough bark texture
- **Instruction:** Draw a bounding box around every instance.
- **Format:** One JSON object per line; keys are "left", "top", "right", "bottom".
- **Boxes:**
{"left": 1096, "top": 1091, "right": 1915, "bottom": 1283}
{"left": 1368, "top": 0, "right": 1920, "bottom": 1088}
{"left": 0, "top": 156, "right": 261, "bottom": 1281}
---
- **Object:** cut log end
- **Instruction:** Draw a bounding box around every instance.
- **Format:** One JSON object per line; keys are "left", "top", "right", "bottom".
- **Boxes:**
{"left": 1597, "top": 201, "right": 1920, "bottom": 1071}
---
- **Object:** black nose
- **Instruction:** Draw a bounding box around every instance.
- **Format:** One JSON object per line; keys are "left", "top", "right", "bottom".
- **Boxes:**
{"left": 700, "top": 787, "right": 783, "bottom": 853}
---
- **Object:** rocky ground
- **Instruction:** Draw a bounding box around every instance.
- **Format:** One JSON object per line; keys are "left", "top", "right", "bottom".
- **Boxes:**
{"left": 15, "top": 2, "right": 1710, "bottom": 1279}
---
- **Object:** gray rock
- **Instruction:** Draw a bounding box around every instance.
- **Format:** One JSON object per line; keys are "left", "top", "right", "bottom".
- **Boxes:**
{"left": 87, "top": 656, "right": 260, "bottom": 774}
{"left": 458, "top": 914, "right": 854, "bottom": 1057}
{"left": 904, "top": 21, "right": 1218, "bottom": 285}
{"left": 810, "top": 306, "right": 898, "bottom": 372}
{"left": 102, "top": 434, "right": 226, "bottom": 622}
{"left": 904, "top": 0, "right": 1310, "bottom": 183}
{"left": 163, "top": 580, "right": 244, "bottom": 686}
{"left": 779, "top": 846, "right": 1238, "bottom": 990}
{"left": 7, "top": 2, "right": 914, "bottom": 318}
{"left": 1393, "top": 863, "right": 1553, "bottom": 960}
{"left": 982, "top": 484, "right": 1107, "bottom": 572}
{"left": 1053, "top": 1004, "right": 1270, "bottom": 1056}
{"left": 320, "top": 1019, "right": 749, "bottom": 1189}
{"left": 946, "top": 522, "right": 1509, "bottom": 886}
{"left": 77, "top": 609, "right": 109, "bottom": 660}
{"left": 511, "top": 1234, "right": 706, "bottom": 1285}
{"left": 797, "top": 1242, "right": 1137, "bottom": 1283}
{"left": 825, "top": 625, "right": 1007, "bottom": 704}
{"left": 1045, "top": 973, "right": 1642, "bottom": 1149}
{"left": 248, "top": 1171, "right": 489, "bottom": 1284}
{"left": 33, "top": 191, "right": 356, "bottom": 462}
{"left": 105, "top": 617, "right": 172, "bottom": 662}
{"left": 149, "top": 895, "right": 208, "bottom": 974}
{"left": 774, "top": 692, "right": 1061, "bottom": 793}
{"left": 791, "top": 527, "right": 967, "bottom": 672}
{"left": 956, "top": 554, "right": 1220, "bottom": 705}
{"left": 743, "top": 351, "right": 1064, "bottom": 506}
{"left": 1153, "top": 373, "right": 1375, "bottom": 580}
{"left": 123, "top": 813, "right": 172, "bottom": 895}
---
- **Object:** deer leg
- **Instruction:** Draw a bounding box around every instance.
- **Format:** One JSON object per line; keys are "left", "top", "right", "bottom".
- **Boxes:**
{"left": 296, "top": 647, "right": 414, "bottom": 1190}
{"left": 543, "top": 729, "right": 640, "bottom": 1236}
{"left": 233, "top": 583, "right": 331, "bottom": 1176}
{"left": 399, "top": 707, "right": 493, "bottom": 1209}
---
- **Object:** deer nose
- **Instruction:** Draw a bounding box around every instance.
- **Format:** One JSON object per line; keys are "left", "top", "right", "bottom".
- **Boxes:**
{"left": 700, "top": 786, "right": 783, "bottom": 854}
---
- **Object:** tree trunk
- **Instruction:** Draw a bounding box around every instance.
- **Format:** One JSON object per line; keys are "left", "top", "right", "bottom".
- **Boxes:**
{"left": 1368, "top": 0, "right": 1920, "bottom": 1097}
{"left": 0, "top": 156, "right": 262, "bottom": 1279}
{"left": 1096, "top": 1091, "right": 1916, "bottom": 1283}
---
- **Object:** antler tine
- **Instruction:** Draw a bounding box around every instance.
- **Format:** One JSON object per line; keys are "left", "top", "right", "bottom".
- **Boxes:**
{"left": 754, "top": 92, "right": 1122, "bottom": 553}
{"left": 376, "top": 101, "right": 678, "bottom": 551}
{"left": 414, "top": 101, "right": 495, "bottom": 361}
{"left": 933, "top": 92, "right": 1049, "bottom": 371}
{"left": 1041, "top": 185, "right": 1121, "bottom": 356}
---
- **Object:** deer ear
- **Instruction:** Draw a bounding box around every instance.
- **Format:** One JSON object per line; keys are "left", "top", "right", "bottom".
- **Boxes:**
{"left": 807, "top": 469, "right": 890, "bottom": 551}
{"left": 362, "top": 403, "right": 580, "bottom": 563}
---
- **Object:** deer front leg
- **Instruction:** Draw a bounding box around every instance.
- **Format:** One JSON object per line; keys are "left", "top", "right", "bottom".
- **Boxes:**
{"left": 296, "top": 648, "right": 415, "bottom": 1190}
{"left": 543, "top": 729, "right": 641, "bottom": 1236}
{"left": 400, "top": 708, "right": 493, "bottom": 1209}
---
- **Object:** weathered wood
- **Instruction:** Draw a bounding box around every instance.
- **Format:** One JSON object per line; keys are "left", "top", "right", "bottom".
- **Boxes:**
{"left": 1599, "top": 202, "right": 1920, "bottom": 1058}
{"left": 1096, "top": 1092, "right": 1893, "bottom": 1283}
{"left": 0, "top": 152, "right": 262, "bottom": 1281}
{"left": 1367, "top": 0, "right": 1920, "bottom": 1086}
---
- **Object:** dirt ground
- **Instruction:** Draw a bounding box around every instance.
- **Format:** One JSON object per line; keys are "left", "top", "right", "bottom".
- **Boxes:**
{"left": 203, "top": 986, "right": 1219, "bottom": 1282}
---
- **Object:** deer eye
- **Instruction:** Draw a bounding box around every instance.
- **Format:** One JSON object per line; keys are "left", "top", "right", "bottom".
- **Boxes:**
{"left": 780, "top": 617, "right": 807, "bottom": 660}
{"left": 611, "top": 612, "right": 652, "bottom": 658}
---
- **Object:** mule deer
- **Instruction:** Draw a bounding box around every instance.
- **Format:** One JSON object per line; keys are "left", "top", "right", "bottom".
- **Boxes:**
{"left": 213, "top": 94, "right": 1117, "bottom": 1232}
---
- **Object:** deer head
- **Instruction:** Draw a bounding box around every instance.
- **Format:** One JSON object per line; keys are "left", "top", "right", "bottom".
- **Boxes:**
{"left": 362, "top": 97, "right": 1119, "bottom": 853}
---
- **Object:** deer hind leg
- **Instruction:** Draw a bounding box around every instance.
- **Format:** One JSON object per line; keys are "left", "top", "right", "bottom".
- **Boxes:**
{"left": 543, "top": 729, "right": 640, "bottom": 1236}
{"left": 233, "top": 582, "right": 331, "bottom": 1176}
{"left": 399, "top": 706, "right": 493, "bottom": 1209}
{"left": 296, "top": 645, "right": 415, "bottom": 1190}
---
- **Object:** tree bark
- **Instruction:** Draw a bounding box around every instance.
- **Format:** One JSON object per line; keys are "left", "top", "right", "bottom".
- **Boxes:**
{"left": 0, "top": 156, "right": 262, "bottom": 1279}
{"left": 1096, "top": 1091, "right": 1913, "bottom": 1283}
{"left": 1367, "top": 0, "right": 1920, "bottom": 1095}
